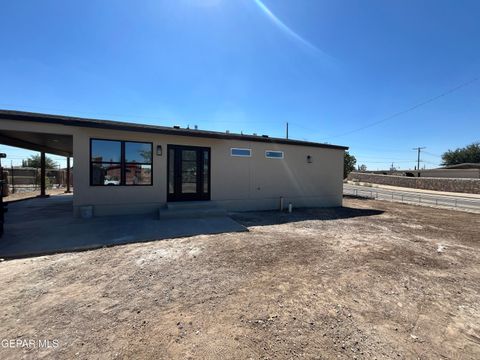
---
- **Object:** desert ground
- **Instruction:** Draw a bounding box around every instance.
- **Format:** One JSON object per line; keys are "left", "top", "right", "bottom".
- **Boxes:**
{"left": 0, "top": 198, "right": 479, "bottom": 359}
{"left": 3, "top": 188, "right": 67, "bottom": 202}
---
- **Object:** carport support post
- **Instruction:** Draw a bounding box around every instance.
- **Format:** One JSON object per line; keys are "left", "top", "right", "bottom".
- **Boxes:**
{"left": 65, "top": 156, "right": 71, "bottom": 193}
{"left": 39, "top": 151, "right": 47, "bottom": 197}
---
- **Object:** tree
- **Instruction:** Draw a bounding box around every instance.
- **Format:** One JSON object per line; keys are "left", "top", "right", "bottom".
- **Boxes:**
{"left": 22, "top": 154, "right": 58, "bottom": 169}
{"left": 344, "top": 151, "right": 357, "bottom": 178}
{"left": 139, "top": 149, "right": 152, "bottom": 163}
{"left": 441, "top": 142, "right": 480, "bottom": 166}
{"left": 358, "top": 164, "right": 367, "bottom": 172}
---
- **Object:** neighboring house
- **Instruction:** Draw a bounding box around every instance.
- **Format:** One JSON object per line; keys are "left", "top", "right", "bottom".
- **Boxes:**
{"left": 0, "top": 110, "right": 348, "bottom": 217}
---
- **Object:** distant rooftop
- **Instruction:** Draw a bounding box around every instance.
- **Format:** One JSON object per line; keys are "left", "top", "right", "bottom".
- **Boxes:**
{"left": 0, "top": 109, "right": 348, "bottom": 151}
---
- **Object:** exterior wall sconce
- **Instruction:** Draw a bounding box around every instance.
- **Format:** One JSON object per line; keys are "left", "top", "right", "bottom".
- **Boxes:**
{"left": 307, "top": 155, "right": 312, "bottom": 163}
{"left": 156, "top": 145, "right": 162, "bottom": 156}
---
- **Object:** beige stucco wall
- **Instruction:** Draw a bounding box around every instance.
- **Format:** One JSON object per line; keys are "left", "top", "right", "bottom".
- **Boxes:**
{"left": 1, "top": 120, "right": 345, "bottom": 216}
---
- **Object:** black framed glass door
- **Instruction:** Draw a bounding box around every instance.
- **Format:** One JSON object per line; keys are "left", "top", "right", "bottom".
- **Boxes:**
{"left": 167, "top": 145, "right": 210, "bottom": 201}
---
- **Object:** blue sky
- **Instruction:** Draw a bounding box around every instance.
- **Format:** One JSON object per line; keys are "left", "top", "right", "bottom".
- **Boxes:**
{"left": 0, "top": 0, "right": 479, "bottom": 170}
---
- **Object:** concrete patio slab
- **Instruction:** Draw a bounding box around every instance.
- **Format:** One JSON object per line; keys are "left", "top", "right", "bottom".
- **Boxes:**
{"left": 0, "top": 194, "right": 247, "bottom": 259}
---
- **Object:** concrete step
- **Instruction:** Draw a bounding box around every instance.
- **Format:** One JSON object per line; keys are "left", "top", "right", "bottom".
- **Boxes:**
{"left": 166, "top": 201, "right": 217, "bottom": 210}
{"left": 159, "top": 206, "right": 227, "bottom": 220}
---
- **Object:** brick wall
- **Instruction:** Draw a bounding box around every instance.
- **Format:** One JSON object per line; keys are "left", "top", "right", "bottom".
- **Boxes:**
{"left": 347, "top": 172, "right": 480, "bottom": 194}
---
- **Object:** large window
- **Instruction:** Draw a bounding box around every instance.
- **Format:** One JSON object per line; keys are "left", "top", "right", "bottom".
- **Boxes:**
{"left": 90, "top": 139, "right": 152, "bottom": 186}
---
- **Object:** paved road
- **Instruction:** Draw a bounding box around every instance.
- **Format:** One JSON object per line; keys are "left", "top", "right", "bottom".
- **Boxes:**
{"left": 344, "top": 184, "right": 480, "bottom": 211}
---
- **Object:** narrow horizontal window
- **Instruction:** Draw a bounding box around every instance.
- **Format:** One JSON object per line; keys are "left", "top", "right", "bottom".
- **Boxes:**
{"left": 231, "top": 148, "right": 251, "bottom": 157}
{"left": 265, "top": 150, "right": 284, "bottom": 159}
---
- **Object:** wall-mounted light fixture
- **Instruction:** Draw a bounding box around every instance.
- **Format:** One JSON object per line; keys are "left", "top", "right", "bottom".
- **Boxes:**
{"left": 307, "top": 155, "right": 312, "bottom": 163}
{"left": 156, "top": 145, "right": 163, "bottom": 156}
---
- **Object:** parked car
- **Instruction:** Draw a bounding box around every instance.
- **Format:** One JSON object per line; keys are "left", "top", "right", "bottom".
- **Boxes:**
{"left": 104, "top": 179, "right": 120, "bottom": 185}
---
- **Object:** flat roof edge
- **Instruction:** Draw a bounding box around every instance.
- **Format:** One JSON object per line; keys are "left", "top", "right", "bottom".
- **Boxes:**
{"left": 0, "top": 109, "right": 349, "bottom": 150}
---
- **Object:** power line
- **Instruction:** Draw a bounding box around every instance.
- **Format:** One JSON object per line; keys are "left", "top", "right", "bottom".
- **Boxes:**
{"left": 288, "top": 122, "right": 319, "bottom": 132}
{"left": 422, "top": 151, "right": 442, "bottom": 158}
{"left": 322, "top": 77, "right": 478, "bottom": 140}
{"left": 362, "top": 160, "right": 417, "bottom": 164}
{"left": 351, "top": 145, "right": 426, "bottom": 153}
{"left": 357, "top": 155, "right": 417, "bottom": 160}
{"left": 1, "top": 77, "right": 477, "bottom": 142}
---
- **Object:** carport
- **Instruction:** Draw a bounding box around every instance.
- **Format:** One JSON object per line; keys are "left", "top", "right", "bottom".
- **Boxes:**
{"left": 0, "top": 129, "right": 73, "bottom": 196}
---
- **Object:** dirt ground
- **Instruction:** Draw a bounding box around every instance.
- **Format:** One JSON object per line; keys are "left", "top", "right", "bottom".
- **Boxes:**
{"left": 0, "top": 198, "right": 479, "bottom": 359}
{"left": 3, "top": 188, "right": 67, "bottom": 202}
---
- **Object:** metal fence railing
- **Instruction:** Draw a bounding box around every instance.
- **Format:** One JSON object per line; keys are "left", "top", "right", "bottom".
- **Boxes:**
{"left": 344, "top": 187, "right": 480, "bottom": 211}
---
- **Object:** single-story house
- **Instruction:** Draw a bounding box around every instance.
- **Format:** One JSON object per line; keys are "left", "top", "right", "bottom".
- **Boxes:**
{"left": 0, "top": 110, "right": 348, "bottom": 217}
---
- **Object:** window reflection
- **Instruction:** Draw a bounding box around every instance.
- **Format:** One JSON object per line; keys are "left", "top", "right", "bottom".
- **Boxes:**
{"left": 168, "top": 149, "right": 175, "bottom": 194}
{"left": 203, "top": 150, "right": 209, "bottom": 193}
{"left": 125, "top": 142, "right": 152, "bottom": 163}
{"left": 90, "top": 139, "right": 153, "bottom": 186}
{"left": 91, "top": 140, "right": 121, "bottom": 163}
{"left": 181, "top": 150, "right": 197, "bottom": 193}
{"left": 125, "top": 164, "right": 152, "bottom": 185}
{"left": 91, "top": 163, "right": 121, "bottom": 185}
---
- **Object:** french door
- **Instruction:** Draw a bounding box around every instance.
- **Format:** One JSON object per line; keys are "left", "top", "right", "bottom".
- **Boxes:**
{"left": 167, "top": 145, "right": 211, "bottom": 201}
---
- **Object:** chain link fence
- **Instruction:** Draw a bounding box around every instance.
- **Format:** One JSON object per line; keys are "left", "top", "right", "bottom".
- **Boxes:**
{"left": 1, "top": 167, "right": 72, "bottom": 196}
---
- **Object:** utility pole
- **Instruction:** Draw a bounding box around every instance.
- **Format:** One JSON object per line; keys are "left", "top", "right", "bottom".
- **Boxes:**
{"left": 286, "top": 122, "right": 289, "bottom": 139}
{"left": 412, "top": 147, "right": 426, "bottom": 170}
